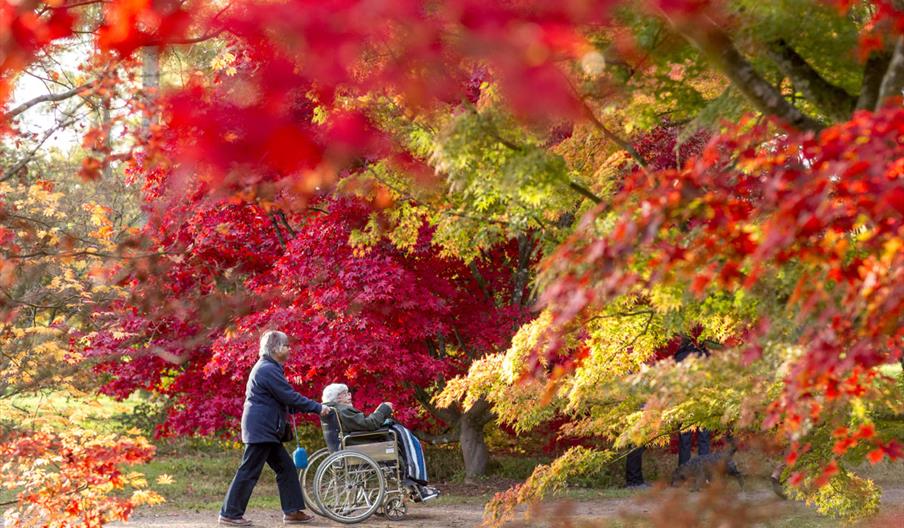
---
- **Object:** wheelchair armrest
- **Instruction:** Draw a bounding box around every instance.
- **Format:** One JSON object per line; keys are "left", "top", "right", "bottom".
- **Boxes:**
{"left": 343, "top": 429, "right": 397, "bottom": 444}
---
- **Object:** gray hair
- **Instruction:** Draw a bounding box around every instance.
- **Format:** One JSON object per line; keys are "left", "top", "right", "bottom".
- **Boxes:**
{"left": 322, "top": 383, "right": 349, "bottom": 404}
{"left": 259, "top": 330, "right": 289, "bottom": 359}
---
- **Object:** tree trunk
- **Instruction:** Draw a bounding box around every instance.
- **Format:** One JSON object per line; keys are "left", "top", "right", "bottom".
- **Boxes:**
{"left": 101, "top": 101, "right": 113, "bottom": 180}
{"left": 458, "top": 398, "right": 493, "bottom": 480}
{"left": 459, "top": 412, "right": 490, "bottom": 480}
{"left": 141, "top": 44, "right": 160, "bottom": 134}
{"left": 878, "top": 35, "right": 904, "bottom": 108}
{"left": 412, "top": 386, "right": 493, "bottom": 479}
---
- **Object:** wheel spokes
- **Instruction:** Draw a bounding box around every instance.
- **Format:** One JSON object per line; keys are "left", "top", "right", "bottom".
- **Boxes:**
{"left": 316, "top": 455, "right": 383, "bottom": 518}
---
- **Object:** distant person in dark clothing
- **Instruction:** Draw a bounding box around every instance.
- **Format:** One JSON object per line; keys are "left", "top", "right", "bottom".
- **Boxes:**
{"left": 624, "top": 333, "right": 716, "bottom": 487}
{"left": 219, "top": 330, "right": 333, "bottom": 527}
{"left": 625, "top": 446, "right": 648, "bottom": 488}
{"left": 674, "top": 336, "right": 711, "bottom": 466}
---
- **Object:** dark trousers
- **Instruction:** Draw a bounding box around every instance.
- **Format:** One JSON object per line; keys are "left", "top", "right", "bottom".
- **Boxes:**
{"left": 678, "top": 429, "right": 711, "bottom": 466}
{"left": 625, "top": 446, "right": 645, "bottom": 485}
{"left": 221, "top": 442, "right": 304, "bottom": 518}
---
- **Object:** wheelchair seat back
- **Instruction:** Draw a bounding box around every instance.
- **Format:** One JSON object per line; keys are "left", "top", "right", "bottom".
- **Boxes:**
{"left": 320, "top": 410, "right": 342, "bottom": 453}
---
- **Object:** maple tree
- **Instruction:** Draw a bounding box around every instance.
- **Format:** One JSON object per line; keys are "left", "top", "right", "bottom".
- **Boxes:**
{"left": 86, "top": 185, "right": 533, "bottom": 477}
{"left": 0, "top": 429, "right": 162, "bottom": 528}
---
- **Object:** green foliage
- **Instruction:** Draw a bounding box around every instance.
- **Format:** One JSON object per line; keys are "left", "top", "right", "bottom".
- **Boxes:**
{"left": 111, "top": 394, "right": 170, "bottom": 438}
{"left": 348, "top": 97, "right": 599, "bottom": 262}
{"left": 730, "top": 0, "right": 863, "bottom": 94}
{"left": 0, "top": 389, "right": 142, "bottom": 435}
{"left": 605, "top": 8, "right": 716, "bottom": 131}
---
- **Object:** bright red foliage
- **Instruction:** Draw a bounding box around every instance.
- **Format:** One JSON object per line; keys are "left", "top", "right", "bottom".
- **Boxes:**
{"left": 134, "top": 0, "right": 621, "bottom": 207}
{"left": 88, "top": 192, "right": 529, "bottom": 436}
{"left": 0, "top": 2, "right": 73, "bottom": 104}
{"left": 97, "top": 0, "right": 190, "bottom": 57}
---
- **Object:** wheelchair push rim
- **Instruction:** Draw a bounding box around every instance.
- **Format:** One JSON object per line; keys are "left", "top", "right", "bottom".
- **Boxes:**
{"left": 313, "top": 450, "right": 386, "bottom": 524}
{"left": 299, "top": 448, "right": 331, "bottom": 518}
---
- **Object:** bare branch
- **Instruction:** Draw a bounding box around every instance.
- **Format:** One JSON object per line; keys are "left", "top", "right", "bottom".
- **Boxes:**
{"left": 410, "top": 429, "right": 457, "bottom": 445}
{"left": 276, "top": 210, "right": 297, "bottom": 236}
{"left": 669, "top": 16, "right": 824, "bottom": 132}
{"left": 144, "top": 2, "right": 234, "bottom": 46}
{"left": 556, "top": 70, "right": 651, "bottom": 170}
{"left": 568, "top": 181, "right": 602, "bottom": 204}
{"left": 480, "top": 114, "right": 606, "bottom": 203}
{"left": 3, "top": 81, "right": 96, "bottom": 120}
{"left": 269, "top": 213, "right": 287, "bottom": 248}
{"left": 581, "top": 101, "right": 652, "bottom": 171}
{"left": 625, "top": 311, "right": 655, "bottom": 349}
{"left": 587, "top": 309, "right": 654, "bottom": 323}
{"left": 767, "top": 39, "right": 855, "bottom": 122}
{"left": 511, "top": 233, "right": 533, "bottom": 306}
{"left": 145, "top": 26, "right": 227, "bottom": 47}
{"left": 413, "top": 385, "right": 459, "bottom": 423}
{"left": 54, "top": 0, "right": 109, "bottom": 9}
{"left": 468, "top": 262, "right": 493, "bottom": 301}
{"left": 1, "top": 111, "right": 82, "bottom": 182}
{"left": 4, "top": 249, "right": 181, "bottom": 260}
{"left": 857, "top": 50, "right": 893, "bottom": 111}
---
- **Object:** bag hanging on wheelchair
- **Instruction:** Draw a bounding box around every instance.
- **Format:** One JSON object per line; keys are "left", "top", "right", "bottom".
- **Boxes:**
{"left": 289, "top": 413, "right": 308, "bottom": 469}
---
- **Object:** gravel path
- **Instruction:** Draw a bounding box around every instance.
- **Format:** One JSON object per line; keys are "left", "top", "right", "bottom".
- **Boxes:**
{"left": 109, "top": 486, "right": 904, "bottom": 528}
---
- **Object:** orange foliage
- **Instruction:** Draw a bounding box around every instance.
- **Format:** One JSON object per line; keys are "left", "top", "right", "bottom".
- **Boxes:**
{"left": 0, "top": 430, "right": 161, "bottom": 528}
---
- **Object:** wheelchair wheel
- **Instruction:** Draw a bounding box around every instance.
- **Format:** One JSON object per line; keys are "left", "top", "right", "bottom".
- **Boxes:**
{"left": 383, "top": 496, "right": 407, "bottom": 521}
{"left": 313, "top": 450, "right": 385, "bottom": 524}
{"left": 299, "top": 448, "right": 331, "bottom": 517}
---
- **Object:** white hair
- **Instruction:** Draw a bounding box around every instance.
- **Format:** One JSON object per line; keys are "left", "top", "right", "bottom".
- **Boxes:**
{"left": 322, "top": 383, "right": 349, "bottom": 404}
{"left": 259, "top": 330, "right": 289, "bottom": 359}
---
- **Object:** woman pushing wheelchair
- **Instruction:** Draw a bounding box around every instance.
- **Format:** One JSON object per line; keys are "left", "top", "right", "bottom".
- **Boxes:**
{"left": 320, "top": 383, "right": 441, "bottom": 503}
{"left": 219, "top": 330, "right": 333, "bottom": 526}
{"left": 219, "top": 329, "right": 440, "bottom": 526}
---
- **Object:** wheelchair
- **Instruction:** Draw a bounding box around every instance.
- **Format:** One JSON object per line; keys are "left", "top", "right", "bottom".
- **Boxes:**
{"left": 299, "top": 411, "right": 411, "bottom": 524}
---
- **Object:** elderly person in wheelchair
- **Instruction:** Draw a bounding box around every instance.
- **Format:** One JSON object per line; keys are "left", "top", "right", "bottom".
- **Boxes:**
{"left": 321, "top": 383, "right": 440, "bottom": 503}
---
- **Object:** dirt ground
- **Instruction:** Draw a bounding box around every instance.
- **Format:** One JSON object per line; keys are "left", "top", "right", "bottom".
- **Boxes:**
{"left": 111, "top": 485, "right": 904, "bottom": 528}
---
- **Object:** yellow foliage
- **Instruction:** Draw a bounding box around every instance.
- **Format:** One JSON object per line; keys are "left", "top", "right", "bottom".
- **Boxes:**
{"left": 156, "top": 473, "right": 175, "bottom": 486}
{"left": 130, "top": 489, "right": 166, "bottom": 507}
{"left": 482, "top": 447, "right": 615, "bottom": 527}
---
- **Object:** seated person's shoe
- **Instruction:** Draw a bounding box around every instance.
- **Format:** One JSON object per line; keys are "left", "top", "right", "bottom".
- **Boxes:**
{"left": 283, "top": 510, "right": 314, "bottom": 524}
{"left": 418, "top": 485, "right": 440, "bottom": 502}
{"left": 408, "top": 486, "right": 422, "bottom": 503}
{"left": 218, "top": 515, "right": 253, "bottom": 526}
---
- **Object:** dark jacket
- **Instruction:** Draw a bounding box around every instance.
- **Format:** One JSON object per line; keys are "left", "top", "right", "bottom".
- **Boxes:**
{"left": 325, "top": 402, "right": 392, "bottom": 433}
{"left": 674, "top": 336, "right": 710, "bottom": 363}
{"left": 241, "top": 356, "right": 323, "bottom": 444}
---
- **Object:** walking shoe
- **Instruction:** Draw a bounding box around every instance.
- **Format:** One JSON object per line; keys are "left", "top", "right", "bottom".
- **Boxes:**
{"left": 218, "top": 515, "right": 253, "bottom": 526}
{"left": 283, "top": 510, "right": 314, "bottom": 524}
{"left": 418, "top": 485, "right": 440, "bottom": 502}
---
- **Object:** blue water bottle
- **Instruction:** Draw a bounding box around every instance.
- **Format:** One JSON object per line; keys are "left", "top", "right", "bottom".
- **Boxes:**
{"left": 289, "top": 414, "right": 308, "bottom": 469}
{"left": 293, "top": 446, "right": 308, "bottom": 469}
